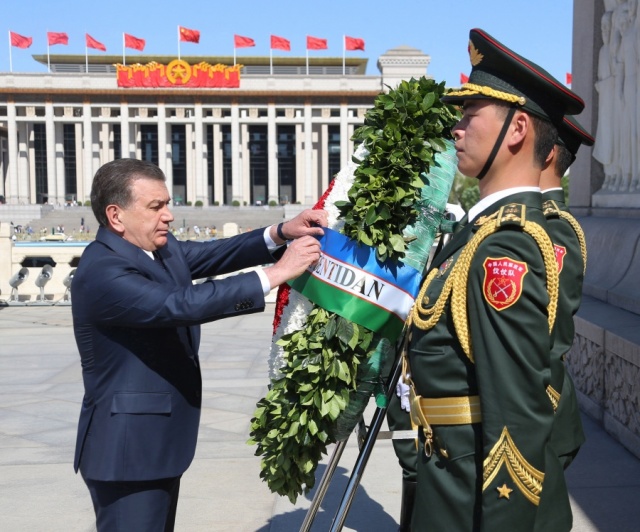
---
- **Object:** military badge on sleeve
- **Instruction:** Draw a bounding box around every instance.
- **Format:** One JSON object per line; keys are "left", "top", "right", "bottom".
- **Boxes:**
{"left": 482, "top": 257, "right": 528, "bottom": 311}
{"left": 553, "top": 244, "right": 566, "bottom": 273}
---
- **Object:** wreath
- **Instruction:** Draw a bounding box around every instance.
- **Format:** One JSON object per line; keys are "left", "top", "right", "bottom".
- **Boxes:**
{"left": 248, "top": 77, "right": 460, "bottom": 503}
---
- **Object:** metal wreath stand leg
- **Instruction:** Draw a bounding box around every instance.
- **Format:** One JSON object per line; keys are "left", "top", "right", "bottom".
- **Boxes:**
{"left": 299, "top": 338, "right": 405, "bottom": 532}
{"left": 299, "top": 231, "right": 450, "bottom": 532}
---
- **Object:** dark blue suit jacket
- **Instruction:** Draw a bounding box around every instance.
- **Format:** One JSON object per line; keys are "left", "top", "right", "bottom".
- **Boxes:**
{"left": 72, "top": 227, "right": 275, "bottom": 481}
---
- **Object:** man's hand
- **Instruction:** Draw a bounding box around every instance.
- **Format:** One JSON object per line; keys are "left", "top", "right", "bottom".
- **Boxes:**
{"left": 263, "top": 236, "right": 322, "bottom": 288}
{"left": 270, "top": 209, "right": 328, "bottom": 244}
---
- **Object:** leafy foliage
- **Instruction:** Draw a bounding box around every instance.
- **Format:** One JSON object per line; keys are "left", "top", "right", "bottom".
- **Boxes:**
{"left": 248, "top": 78, "right": 460, "bottom": 503}
{"left": 337, "top": 77, "right": 459, "bottom": 262}
{"left": 248, "top": 308, "right": 374, "bottom": 502}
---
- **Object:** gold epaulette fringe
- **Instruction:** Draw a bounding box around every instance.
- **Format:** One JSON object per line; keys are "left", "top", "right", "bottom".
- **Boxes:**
{"left": 412, "top": 204, "right": 559, "bottom": 364}
{"left": 543, "top": 200, "right": 587, "bottom": 274}
{"left": 558, "top": 211, "right": 588, "bottom": 274}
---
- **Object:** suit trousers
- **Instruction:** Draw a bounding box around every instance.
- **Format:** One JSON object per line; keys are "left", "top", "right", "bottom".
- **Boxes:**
{"left": 84, "top": 475, "right": 181, "bottom": 532}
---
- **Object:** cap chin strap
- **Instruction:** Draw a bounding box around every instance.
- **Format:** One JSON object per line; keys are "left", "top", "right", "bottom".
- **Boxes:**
{"left": 475, "top": 106, "right": 517, "bottom": 180}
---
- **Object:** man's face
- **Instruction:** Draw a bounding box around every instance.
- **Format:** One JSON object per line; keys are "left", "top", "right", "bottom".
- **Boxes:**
{"left": 451, "top": 100, "right": 508, "bottom": 178}
{"left": 116, "top": 178, "right": 174, "bottom": 251}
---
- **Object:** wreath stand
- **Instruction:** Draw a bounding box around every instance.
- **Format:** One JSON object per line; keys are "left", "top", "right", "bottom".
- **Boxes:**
{"left": 299, "top": 230, "right": 452, "bottom": 531}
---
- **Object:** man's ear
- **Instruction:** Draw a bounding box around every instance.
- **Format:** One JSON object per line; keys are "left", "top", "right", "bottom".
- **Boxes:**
{"left": 543, "top": 145, "right": 556, "bottom": 170}
{"left": 105, "top": 204, "right": 125, "bottom": 234}
{"left": 507, "top": 110, "right": 530, "bottom": 147}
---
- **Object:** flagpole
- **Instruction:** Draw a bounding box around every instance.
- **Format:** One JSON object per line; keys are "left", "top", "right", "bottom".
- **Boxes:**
{"left": 85, "top": 44, "right": 88, "bottom": 73}
{"left": 270, "top": 48, "right": 273, "bottom": 76}
{"left": 306, "top": 49, "right": 309, "bottom": 76}
{"left": 122, "top": 33, "right": 126, "bottom": 66}
{"left": 342, "top": 35, "right": 345, "bottom": 76}
{"left": 47, "top": 30, "right": 51, "bottom": 72}
{"left": 177, "top": 26, "right": 181, "bottom": 60}
{"left": 8, "top": 32, "right": 13, "bottom": 73}
{"left": 233, "top": 46, "right": 236, "bottom": 66}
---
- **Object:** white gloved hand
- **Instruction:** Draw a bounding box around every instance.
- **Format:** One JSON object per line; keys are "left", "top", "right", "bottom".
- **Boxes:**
{"left": 396, "top": 379, "right": 411, "bottom": 413}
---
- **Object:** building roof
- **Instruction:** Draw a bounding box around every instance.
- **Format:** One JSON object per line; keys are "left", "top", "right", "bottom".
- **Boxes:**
{"left": 32, "top": 54, "right": 368, "bottom": 76}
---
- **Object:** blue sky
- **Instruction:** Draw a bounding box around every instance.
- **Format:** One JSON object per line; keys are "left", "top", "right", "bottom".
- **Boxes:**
{"left": 3, "top": 0, "right": 574, "bottom": 88}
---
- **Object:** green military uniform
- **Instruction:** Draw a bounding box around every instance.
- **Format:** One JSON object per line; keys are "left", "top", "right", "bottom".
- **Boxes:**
{"left": 542, "top": 191, "right": 586, "bottom": 468}
{"left": 403, "top": 28, "right": 586, "bottom": 531}
{"left": 407, "top": 192, "right": 570, "bottom": 531}
{"left": 543, "top": 115, "right": 594, "bottom": 468}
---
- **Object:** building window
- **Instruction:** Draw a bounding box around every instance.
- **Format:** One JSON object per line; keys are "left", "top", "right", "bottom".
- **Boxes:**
{"left": 206, "top": 126, "right": 215, "bottom": 204}
{"left": 249, "top": 125, "right": 268, "bottom": 205}
{"left": 277, "top": 125, "right": 296, "bottom": 204}
{"left": 112, "top": 124, "right": 121, "bottom": 160}
{"left": 63, "top": 124, "right": 77, "bottom": 199}
{"left": 328, "top": 125, "right": 341, "bottom": 181}
{"left": 221, "top": 125, "right": 232, "bottom": 205}
{"left": 140, "top": 124, "right": 158, "bottom": 165}
{"left": 33, "top": 124, "right": 48, "bottom": 204}
{"left": 171, "top": 125, "right": 186, "bottom": 204}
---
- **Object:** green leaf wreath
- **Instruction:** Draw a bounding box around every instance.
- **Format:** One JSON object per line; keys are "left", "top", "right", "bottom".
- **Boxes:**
{"left": 248, "top": 77, "right": 460, "bottom": 503}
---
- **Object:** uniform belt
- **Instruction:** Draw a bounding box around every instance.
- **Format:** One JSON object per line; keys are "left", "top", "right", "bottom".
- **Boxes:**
{"left": 411, "top": 392, "right": 482, "bottom": 426}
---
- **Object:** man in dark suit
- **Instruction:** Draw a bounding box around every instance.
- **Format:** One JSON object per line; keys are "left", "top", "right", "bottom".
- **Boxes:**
{"left": 541, "top": 115, "right": 594, "bottom": 469}
{"left": 403, "top": 29, "right": 586, "bottom": 530}
{"left": 72, "top": 158, "right": 326, "bottom": 531}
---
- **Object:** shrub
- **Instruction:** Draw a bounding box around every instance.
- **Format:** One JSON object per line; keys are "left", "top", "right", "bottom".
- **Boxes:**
{"left": 194, "top": 200, "right": 203, "bottom": 207}
{"left": 231, "top": 200, "right": 240, "bottom": 207}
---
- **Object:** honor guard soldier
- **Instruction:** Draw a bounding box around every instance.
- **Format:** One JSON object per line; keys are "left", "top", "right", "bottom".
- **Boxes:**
{"left": 401, "top": 28, "right": 585, "bottom": 531}
{"left": 541, "top": 115, "right": 595, "bottom": 469}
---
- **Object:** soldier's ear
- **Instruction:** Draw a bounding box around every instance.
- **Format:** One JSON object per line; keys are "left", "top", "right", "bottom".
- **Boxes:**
{"left": 506, "top": 110, "right": 530, "bottom": 148}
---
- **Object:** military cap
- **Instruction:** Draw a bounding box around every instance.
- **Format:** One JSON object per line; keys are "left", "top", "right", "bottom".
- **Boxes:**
{"left": 557, "top": 115, "right": 595, "bottom": 156}
{"left": 442, "top": 28, "right": 585, "bottom": 124}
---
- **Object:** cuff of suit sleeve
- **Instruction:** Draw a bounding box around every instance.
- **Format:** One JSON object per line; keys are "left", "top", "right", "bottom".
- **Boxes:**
{"left": 255, "top": 268, "right": 272, "bottom": 297}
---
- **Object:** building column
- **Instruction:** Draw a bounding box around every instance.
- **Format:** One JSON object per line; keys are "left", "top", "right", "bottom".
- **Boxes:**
{"left": 82, "top": 102, "right": 93, "bottom": 205}
{"left": 156, "top": 103, "right": 167, "bottom": 175}
{"left": 231, "top": 104, "right": 242, "bottom": 203}
{"left": 6, "top": 101, "right": 19, "bottom": 204}
{"left": 45, "top": 101, "right": 59, "bottom": 205}
{"left": 321, "top": 123, "right": 329, "bottom": 193}
{"left": 21, "top": 123, "right": 32, "bottom": 204}
{"left": 194, "top": 102, "right": 206, "bottom": 205}
{"left": 340, "top": 104, "right": 350, "bottom": 168}
{"left": 304, "top": 103, "right": 313, "bottom": 204}
{"left": 267, "top": 104, "right": 278, "bottom": 205}
{"left": 54, "top": 122, "right": 65, "bottom": 204}
{"left": 120, "top": 102, "right": 131, "bottom": 158}
{"left": 186, "top": 122, "right": 196, "bottom": 205}
{"left": 212, "top": 124, "right": 224, "bottom": 204}
{"left": 240, "top": 122, "right": 250, "bottom": 205}
{"left": 295, "top": 123, "right": 304, "bottom": 204}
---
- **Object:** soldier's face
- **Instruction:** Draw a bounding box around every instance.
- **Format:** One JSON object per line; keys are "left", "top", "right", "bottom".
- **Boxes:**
{"left": 452, "top": 100, "right": 508, "bottom": 178}
{"left": 115, "top": 178, "right": 174, "bottom": 251}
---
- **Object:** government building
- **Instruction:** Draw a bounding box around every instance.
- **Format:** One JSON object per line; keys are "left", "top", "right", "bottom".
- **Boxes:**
{"left": 0, "top": 47, "right": 431, "bottom": 208}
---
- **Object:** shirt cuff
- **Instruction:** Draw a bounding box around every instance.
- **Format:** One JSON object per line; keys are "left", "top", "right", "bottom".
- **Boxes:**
{"left": 264, "top": 226, "right": 284, "bottom": 251}
{"left": 255, "top": 268, "right": 272, "bottom": 297}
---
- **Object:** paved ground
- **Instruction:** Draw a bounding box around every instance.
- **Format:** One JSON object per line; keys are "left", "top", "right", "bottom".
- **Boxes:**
{"left": 1, "top": 304, "right": 639, "bottom": 531}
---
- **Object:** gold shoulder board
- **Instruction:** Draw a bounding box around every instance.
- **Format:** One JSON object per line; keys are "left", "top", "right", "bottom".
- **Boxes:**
{"left": 542, "top": 199, "right": 561, "bottom": 218}
{"left": 496, "top": 203, "right": 526, "bottom": 228}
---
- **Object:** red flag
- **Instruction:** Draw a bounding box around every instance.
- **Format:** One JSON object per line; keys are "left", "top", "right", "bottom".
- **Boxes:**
{"left": 179, "top": 26, "right": 200, "bottom": 43}
{"left": 270, "top": 35, "right": 290, "bottom": 51}
{"left": 460, "top": 72, "right": 469, "bottom": 84}
{"left": 47, "top": 32, "right": 68, "bottom": 46}
{"left": 10, "top": 31, "right": 32, "bottom": 49}
{"left": 307, "top": 36, "right": 327, "bottom": 50}
{"left": 234, "top": 34, "right": 255, "bottom": 48}
{"left": 86, "top": 33, "right": 106, "bottom": 51}
{"left": 345, "top": 36, "right": 365, "bottom": 51}
{"left": 124, "top": 33, "right": 145, "bottom": 51}
{"left": 566, "top": 72, "right": 572, "bottom": 85}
